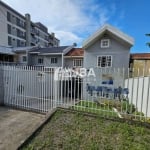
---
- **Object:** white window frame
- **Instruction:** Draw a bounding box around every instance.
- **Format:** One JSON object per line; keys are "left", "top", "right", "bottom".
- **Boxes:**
{"left": 51, "top": 57, "right": 57, "bottom": 64}
{"left": 73, "top": 59, "right": 83, "bottom": 67}
{"left": 97, "top": 55, "right": 112, "bottom": 68}
{"left": 101, "top": 39, "right": 110, "bottom": 48}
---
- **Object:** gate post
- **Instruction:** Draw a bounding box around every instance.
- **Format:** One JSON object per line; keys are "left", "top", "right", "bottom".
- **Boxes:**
{"left": 0, "top": 66, "right": 4, "bottom": 105}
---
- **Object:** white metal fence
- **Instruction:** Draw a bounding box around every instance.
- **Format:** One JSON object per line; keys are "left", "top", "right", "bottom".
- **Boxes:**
{"left": 3, "top": 66, "right": 56, "bottom": 113}
{"left": 1, "top": 65, "right": 150, "bottom": 122}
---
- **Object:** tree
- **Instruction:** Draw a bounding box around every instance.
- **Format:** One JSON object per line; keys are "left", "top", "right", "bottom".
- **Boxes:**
{"left": 146, "top": 33, "right": 150, "bottom": 47}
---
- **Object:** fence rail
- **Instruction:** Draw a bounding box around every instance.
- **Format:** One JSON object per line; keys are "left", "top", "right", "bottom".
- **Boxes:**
{"left": 0, "top": 65, "right": 150, "bottom": 123}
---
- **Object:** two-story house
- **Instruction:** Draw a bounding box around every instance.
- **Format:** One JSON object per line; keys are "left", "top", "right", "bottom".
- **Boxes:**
{"left": 82, "top": 24, "right": 134, "bottom": 97}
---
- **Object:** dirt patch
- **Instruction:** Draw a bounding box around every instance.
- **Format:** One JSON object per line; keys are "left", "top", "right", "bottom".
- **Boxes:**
{"left": 0, "top": 107, "right": 45, "bottom": 150}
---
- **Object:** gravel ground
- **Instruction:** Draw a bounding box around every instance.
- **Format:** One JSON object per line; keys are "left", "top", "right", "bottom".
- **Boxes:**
{"left": 0, "top": 106, "right": 45, "bottom": 150}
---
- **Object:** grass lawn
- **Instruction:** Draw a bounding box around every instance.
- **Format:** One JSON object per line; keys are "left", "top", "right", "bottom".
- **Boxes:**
{"left": 22, "top": 109, "right": 150, "bottom": 150}
{"left": 72, "top": 100, "right": 118, "bottom": 117}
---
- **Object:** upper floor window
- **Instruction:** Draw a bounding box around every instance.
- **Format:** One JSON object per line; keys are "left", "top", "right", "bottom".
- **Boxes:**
{"left": 8, "top": 36, "right": 12, "bottom": 46}
{"left": 73, "top": 59, "right": 83, "bottom": 67}
{"left": 7, "top": 12, "right": 11, "bottom": 22}
{"left": 7, "top": 24, "right": 11, "bottom": 34}
{"left": 101, "top": 39, "right": 110, "bottom": 48}
{"left": 97, "top": 55, "right": 112, "bottom": 68}
{"left": 51, "top": 57, "right": 57, "bottom": 64}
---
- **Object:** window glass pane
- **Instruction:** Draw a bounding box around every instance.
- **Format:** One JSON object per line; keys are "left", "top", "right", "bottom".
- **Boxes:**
{"left": 38, "top": 58, "right": 43, "bottom": 64}
{"left": 73, "top": 59, "right": 83, "bottom": 67}
{"left": 22, "top": 56, "right": 27, "bottom": 62}
{"left": 51, "top": 57, "right": 57, "bottom": 64}
{"left": 97, "top": 56, "right": 112, "bottom": 67}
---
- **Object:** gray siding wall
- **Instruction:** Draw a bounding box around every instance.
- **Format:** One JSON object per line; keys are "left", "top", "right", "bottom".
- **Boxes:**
{"left": 84, "top": 35, "right": 130, "bottom": 69}
{"left": 64, "top": 58, "right": 83, "bottom": 68}
{"left": 29, "top": 54, "right": 62, "bottom": 67}
{"left": 83, "top": 35, "right": 131, "bottom": 99}
{"left": 64, "top": 58, "right": 73, "bottom": 68}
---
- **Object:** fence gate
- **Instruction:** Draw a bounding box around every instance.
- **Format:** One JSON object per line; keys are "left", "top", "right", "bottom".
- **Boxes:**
{"left": 3, "top": 66, "right": 56, "bottom": 113}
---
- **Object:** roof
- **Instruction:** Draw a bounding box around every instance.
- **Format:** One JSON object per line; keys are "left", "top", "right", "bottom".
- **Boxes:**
{"left": 13, "top": 46, "right": 37, "bottom": 53}
{"left": 29, "top": 46, "right": 70, "bottom": 55}
{"left": 130, "top": 53, "right": 150, "bottom": 60}
{"left": 83, "top": 24, "right": 134, "bottom": 49}
{"left": 65, "top": 48, "right": 84, "bottom": 57}
{"left": 0, "top": 46, "right": 14, "bottom": 55}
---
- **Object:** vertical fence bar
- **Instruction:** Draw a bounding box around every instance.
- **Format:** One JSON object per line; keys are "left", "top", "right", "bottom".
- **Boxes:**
{"left": 140, "top": 68, "right": 145, "bottom": 120}
{"left": 145, "top": 69, "right": 150, "bottom": 120}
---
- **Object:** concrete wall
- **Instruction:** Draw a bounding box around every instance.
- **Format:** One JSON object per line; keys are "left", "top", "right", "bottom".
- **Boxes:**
{"left": 0, "top": 4, "right": 8, "bottom": 46}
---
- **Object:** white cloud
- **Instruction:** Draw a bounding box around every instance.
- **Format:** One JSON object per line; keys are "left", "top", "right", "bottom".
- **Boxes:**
{"left": 2, "top": 0, "right": 118, "bottom": 46}
{"left": 54, "top": 30, "right": 83, "bottom": 46}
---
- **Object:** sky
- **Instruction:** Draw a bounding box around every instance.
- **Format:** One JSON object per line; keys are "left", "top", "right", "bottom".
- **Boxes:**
{"left": 2, "top": 0, "right": 150, "bottom": 53}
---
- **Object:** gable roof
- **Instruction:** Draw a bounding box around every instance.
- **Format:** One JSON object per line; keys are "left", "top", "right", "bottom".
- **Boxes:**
{"left": 65, "top": 48, "right": 84, "bottom": 57}
{"left": 83, "top": 24, "right": 134, "bottom": 49}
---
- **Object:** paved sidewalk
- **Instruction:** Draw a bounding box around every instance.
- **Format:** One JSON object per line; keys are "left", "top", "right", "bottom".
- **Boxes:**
{"left": 0, "top": 107, "right": 45, "bottom": 150}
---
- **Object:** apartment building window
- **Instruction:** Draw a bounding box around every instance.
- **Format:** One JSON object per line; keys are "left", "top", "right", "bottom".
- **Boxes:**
{"left": 51, "top": 57, "right": 57, "bottom": 64}
{"left": 7, "top": 24, "right": 11, "bottom": 34}
{"left": 16, "top": 17, "right": 25, "bottom": 28}
{"left": 17, "top": 39, "right": 21, "bottom": 47}
{"left": 101, "top": 39, "right": 110, "bottom": 48}
{"left": 8, "top": 36, "right": 12, "bottom": 46}
{"left": 38, "top": 58, "right": 43, "bottom": 64}
{"left": 17, "top": 29, "right": 25, "bottom": 39}
{"left": 7, "top": 12, "right": 11, "bottom": 22}
{"left": 97, "top": 55, "right": 112, "bottom": 68}
{"left": 73, "top": 59, "right": 83, "bottom": 67}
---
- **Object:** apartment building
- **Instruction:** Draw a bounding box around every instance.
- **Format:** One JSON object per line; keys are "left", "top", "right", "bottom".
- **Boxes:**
{"left": 0, "top": 1, "right": 59, "bottom": 47}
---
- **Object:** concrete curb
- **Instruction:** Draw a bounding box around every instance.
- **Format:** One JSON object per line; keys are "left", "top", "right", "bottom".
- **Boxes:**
{"left": 17, "top": 108, "right": 57, "bottom": 150}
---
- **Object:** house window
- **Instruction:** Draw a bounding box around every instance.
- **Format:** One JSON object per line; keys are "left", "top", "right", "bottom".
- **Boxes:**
{"left": 97, "top": 55, "right": 112, "bottom": 68}
{"left": 73, "top": 59, "right": 83, "bottom": 67}
{"left": 101, "top": 39, "right": 110, "bottom": 48}
{"left": 51, "top": 57, "right": 57, "bottom": 64}
{"left": 38, "top": 58, "right": 43, "bottom": 64}
{"left": 22, "top": 56, "right": 27, "bottom": 62}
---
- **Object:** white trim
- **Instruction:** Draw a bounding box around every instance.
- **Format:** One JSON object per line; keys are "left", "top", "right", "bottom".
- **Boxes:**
{"left": 38, "top": 53, "right": 63, "bottom": 55}
{"left": 64, "top": 56, "right": 83, "bottom": 58}
{"left": 29, "top": 52, "right": 40, "bottom": 54}
{"left": 101, "top": 39, "right": 110, "bottom": 48}
{"left": 83, "top": 24, "right": 134, "bottom": 48}
{"left": 97, "top": 55, "right": 112, "bottom": 68}
{"left": 73, "top": 59, "right": 83, "bottom": 67}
